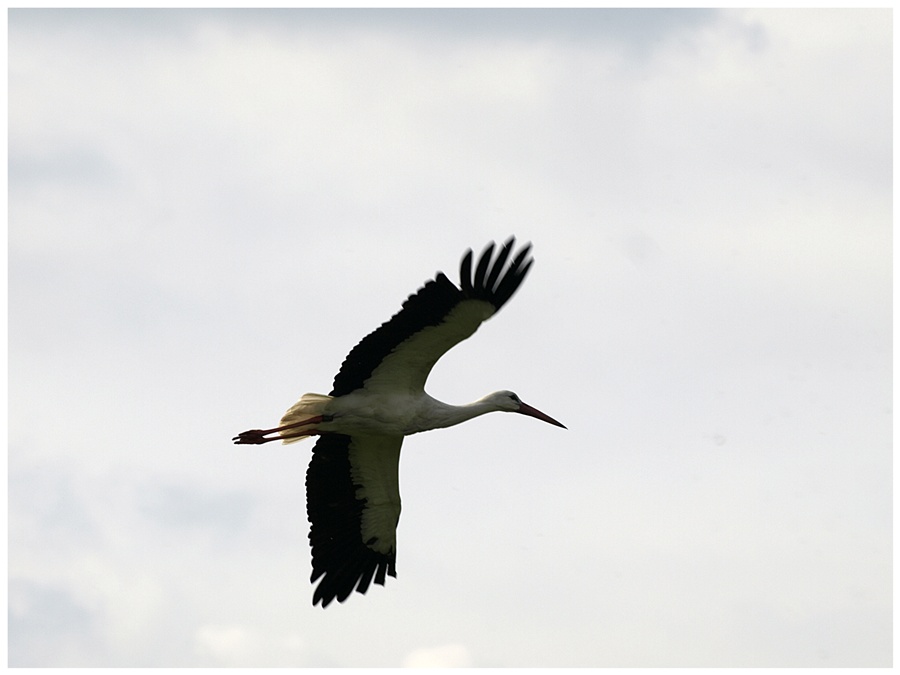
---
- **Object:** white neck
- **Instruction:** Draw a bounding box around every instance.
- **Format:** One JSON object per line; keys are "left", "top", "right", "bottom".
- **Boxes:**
{"left": 418, "top": 397, "right": 499, "bottom": 433}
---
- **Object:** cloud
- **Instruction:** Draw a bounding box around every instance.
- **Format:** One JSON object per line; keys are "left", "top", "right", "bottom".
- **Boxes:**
{"left": 8, "top": 579, "right": 98, "bottom": 667}
{"left": 193, "top": 624, "right": 306, "bottom": 667}
{"left": 403, "top": 643, "right": 472, "bottom": 668}
{"left": 137, "top": 483, "right": 255, "bottom": 531}
{"left": 8, "top": 8, "right": 890, "bottom": 668}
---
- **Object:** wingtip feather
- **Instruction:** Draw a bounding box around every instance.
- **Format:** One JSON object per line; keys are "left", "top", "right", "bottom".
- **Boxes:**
{"left": 459, "top": 236, "right": 533, "bottom": 311}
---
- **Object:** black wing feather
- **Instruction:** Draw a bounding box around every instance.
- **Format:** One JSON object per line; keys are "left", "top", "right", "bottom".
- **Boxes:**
{"left": 493, "top": 243, "right": 533, "bottom": 308}
{"left": 459, "top": 248, "right": 475, "bottom": 296}
{"left": 484, "top": 238, "right": 514, "bottom": 293}
{"left": 473, "top": 241, "right": 494, "bottom": 292}
{"left": 306, "top": 433, "right": 397, "bottom": 608}
{"left": 329, "top": 236, "right": 532, "bottom": 397}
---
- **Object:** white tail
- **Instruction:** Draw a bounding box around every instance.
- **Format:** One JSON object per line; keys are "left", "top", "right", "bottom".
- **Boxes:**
{"left": 279, "top": 392, "right": 333, "bottom": 444}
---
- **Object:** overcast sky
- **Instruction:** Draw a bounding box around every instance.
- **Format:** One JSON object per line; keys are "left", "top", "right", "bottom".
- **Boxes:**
{"left": 8, "top": 8, "right": 891, "bottom": 667}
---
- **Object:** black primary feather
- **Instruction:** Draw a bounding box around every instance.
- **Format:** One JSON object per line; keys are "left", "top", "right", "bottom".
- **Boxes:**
{"left": 306, "top": 433, "right": 397, "bottom": 608}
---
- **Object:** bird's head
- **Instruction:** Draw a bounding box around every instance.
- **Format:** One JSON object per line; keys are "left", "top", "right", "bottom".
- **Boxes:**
{"left": 485, "top": 390, "right": 567, "bottom": 429}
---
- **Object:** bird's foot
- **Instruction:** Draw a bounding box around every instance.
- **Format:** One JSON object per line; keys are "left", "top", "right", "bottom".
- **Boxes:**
{"left": 232, "top": 429, "right": 277, "bottom": 445}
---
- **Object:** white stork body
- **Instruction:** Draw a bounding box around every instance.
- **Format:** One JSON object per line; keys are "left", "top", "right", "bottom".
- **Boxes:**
{"left": 277, "top": 388, "right": 532, "bottom": 439}
{"left": 234, "top": 237, "right": 565, "bottom": 607}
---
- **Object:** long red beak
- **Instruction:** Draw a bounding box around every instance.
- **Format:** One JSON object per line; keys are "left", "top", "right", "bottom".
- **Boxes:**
{"left": 517, "top": 401, "right": 567, "bottom": 429}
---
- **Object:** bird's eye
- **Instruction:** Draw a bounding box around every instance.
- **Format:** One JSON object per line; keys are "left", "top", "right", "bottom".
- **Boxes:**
{"left": 509, "top": 393, "right": 520, "bottom": 403}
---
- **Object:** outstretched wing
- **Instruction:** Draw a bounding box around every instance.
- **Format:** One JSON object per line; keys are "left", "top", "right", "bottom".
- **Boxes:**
{"left": 306, "top": 432, "right": 403, "bottom": 608}
{"left": 330, "top": 236, "right": 533, "bottom": 397}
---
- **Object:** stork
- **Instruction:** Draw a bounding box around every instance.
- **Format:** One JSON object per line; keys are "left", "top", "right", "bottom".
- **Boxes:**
{"left": 233, "top": 237, "right": 566, "bottom": 607}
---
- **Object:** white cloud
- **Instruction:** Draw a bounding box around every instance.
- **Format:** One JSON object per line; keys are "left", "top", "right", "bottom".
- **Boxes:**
{"left": 403, "top": 643, "right": 472, "bottom": 668}
{"left": 193, "top": 624, "right": 307, "bottom": 667}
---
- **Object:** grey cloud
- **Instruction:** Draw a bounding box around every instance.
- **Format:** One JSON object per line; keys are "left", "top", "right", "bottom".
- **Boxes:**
{"left": 8, "top": 579, "right": 98, "bottom": 667}
{"left": 9, "top": 147, "right": 121, "bottom": 189}
{"left": 138, "top": 483, "right": 255, "bottom": 532}
{"left": 11, "top": 8, "right": 722, "bottom": 55}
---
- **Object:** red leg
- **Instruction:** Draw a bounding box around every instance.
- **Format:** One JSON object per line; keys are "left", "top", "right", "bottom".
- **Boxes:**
{"left": 274, "top": 428, "right": 325, "bottom": 442}
{"left": 232, "top": 415, "right": 324, "bottom": 445}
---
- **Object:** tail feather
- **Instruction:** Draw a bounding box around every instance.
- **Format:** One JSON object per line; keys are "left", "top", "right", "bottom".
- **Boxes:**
{"left": 279, "top": 392, "right": 333, "bottom": 444}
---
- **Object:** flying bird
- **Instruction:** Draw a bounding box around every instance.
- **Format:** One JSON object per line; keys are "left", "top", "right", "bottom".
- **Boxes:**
{"left": 233, "top": 237, "right": 566, "bottom": 607}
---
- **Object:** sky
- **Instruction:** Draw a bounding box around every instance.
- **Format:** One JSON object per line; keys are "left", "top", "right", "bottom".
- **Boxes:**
{"left": 8, "top": 8, "right": 892, "bottom": 668}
